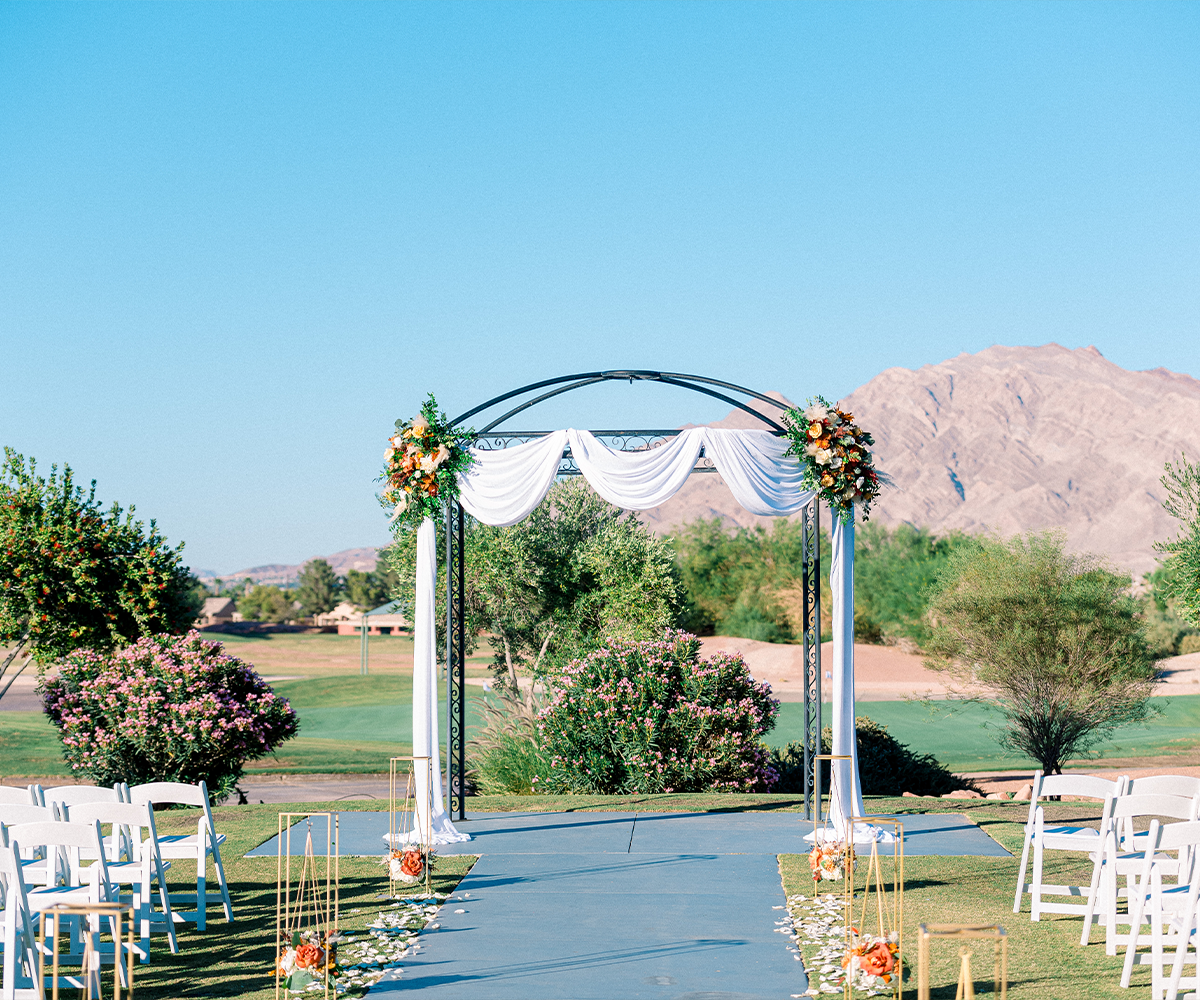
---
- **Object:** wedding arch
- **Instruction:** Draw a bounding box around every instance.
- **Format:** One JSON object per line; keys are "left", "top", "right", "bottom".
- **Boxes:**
{"left": 393, "top": 370, "right": 870, "bottom": 843}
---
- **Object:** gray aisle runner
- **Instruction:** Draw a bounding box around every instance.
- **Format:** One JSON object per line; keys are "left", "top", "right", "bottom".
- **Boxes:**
{"left": 249, "top": 810, "right": 1008, "bottom": 999}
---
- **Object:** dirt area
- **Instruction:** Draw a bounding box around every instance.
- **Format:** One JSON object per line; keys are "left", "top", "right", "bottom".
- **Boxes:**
{"left": 700, "top": 636, "right": 1200, "bottom": 702}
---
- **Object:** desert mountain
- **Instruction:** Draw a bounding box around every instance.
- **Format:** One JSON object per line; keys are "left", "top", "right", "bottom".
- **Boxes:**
{"left": 642, "top": 344, "right": 1200, "bottom": 576}
{"left": 199, "top": 546, "right": 379, "bottom": 586}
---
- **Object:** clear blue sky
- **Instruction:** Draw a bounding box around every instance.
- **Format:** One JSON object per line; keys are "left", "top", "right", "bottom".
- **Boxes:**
{"left": 1, "top": 2, "right": 1196, "bottom": 574}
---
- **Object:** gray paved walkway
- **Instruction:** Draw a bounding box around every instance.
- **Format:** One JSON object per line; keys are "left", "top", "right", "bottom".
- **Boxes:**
{"left": 248, "top": 810, "right": 1008, "bottom": 999}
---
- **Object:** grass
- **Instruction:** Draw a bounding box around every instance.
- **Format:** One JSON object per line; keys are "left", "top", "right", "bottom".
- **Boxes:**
{"left": 20, "top": 793, "right": 1170, "bottom": 998}
{"left": 772, "top": 694, "right": 1200, "bottom": 771}
{"left": 97, "top": 800, "right": 478, "bottom": 999}
{"left": 780, "top": 797, "right": 1163, "bottom": 998}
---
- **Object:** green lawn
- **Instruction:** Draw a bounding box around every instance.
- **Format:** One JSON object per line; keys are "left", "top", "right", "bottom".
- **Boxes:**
{"left": 772, "top": 694, "right": 1200, "bottom": 771}
{"left": 16, "top": 793, "right": 1162, "bottom": 999}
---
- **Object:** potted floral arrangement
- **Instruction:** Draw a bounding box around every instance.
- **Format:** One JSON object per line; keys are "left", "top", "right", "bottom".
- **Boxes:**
{"left": 842, "top": 927, "right": 902, "bottom": 992}
{"left": 381, "top": 394, "right": 474, "bottom": 529}
{"left": 784, "top": 396, "right": 884, "bottom": 523}
{"left": 276, "top": 929, "right": 341, "bottom": 993}
{"left": 808, "top": 841, "right": 854, "bottom": 882}
{"left": 383, "top": 845, "right": 435, "bottom": 885}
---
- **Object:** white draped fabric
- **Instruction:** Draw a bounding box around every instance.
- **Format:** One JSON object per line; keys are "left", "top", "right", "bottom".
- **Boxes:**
{"left": 406, "top": 519, "right": 471, "bottom": 845}
{"left": 407, "top": 427, "right": 869, "bottom": 844}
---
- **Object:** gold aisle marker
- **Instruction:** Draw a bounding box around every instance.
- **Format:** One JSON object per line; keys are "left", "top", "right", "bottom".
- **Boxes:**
{"left": 388, "top": 755, "right": 434, "bottom": 896}
{"left": 275, "top": 812, "right": 340, "bottom": 1000}
{"left": 916, "top": 924, "right": 1007, "bottom": 1000}
{"left": 39, "top": 901, "right": 136, "bottom": 1000}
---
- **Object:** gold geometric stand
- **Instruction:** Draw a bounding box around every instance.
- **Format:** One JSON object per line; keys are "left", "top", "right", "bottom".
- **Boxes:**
{"left": 275, "top": 812, "right": 340, "bottom": 999}
{"left": 916, "top": 924, "right": 1007, "bottom": 1000}
{"left": 845, "top": 816, "right": 905, "bottom": 999}
{"left": 387, "top": 755, "right": 434, "bottom": 896}
{"left": 39, "top": 901, "right": 136, "bottom": 1000}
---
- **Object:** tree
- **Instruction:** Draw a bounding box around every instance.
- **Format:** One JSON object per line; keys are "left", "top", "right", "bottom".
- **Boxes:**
{"left": 295, "top": 558, "right": 340, "bottom": 617}
{"left": 237, "top": 584, "right": 296, "bottom": 624}
{"left": 923, "top": 532, "right": 1157, "bottom": 774}
{"left": 345, "top": 567, "right": 396, "bottom": 611}
{"left": 0, "top": 448, "right": 202, "bottom": 699}
{"left": 385, "top": 479, "right": 685, "bottom": 696}
{"left": 1154, "top": 453, "right": 1200, "bottom": 627}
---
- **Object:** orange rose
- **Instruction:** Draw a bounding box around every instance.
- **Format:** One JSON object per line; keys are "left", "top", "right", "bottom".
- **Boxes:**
{"left": 400, "top": 849, "right": 424, "bottom": 877}
{"left": 860, "top": 942, "right": 896, "bottom": 979}
{"left": 295, "top": 942, "right": 325, "bottom": 970}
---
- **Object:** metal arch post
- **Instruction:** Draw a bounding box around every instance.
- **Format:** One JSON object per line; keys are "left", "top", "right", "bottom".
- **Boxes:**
{"left": 801, "top": 496, "right": 822, "bottom": 822}
{"left": 444, "top": 500, "right": 468, "bottom": 822}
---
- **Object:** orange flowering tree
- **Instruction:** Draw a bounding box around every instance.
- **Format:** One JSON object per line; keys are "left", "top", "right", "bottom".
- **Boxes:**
{"left": 783, "top": 396, "right": 882, "bottom": 523}
{"left": 380, "top": 394, "right": 475, "bottom": 531}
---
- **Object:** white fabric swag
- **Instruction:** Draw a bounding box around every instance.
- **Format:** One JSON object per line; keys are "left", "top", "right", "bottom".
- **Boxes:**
{"left": 406, "top": 428, "right": 866, "bottom": 845}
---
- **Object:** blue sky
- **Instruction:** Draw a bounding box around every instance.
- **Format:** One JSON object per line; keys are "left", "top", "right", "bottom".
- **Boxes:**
{"left": 1, "top": 2, "right": 1196, "bottom": 573}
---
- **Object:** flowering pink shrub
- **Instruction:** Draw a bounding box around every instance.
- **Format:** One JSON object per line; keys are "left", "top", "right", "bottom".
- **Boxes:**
{"left": 42, "top": 630, "right": 298, "bottom": 802}
{"left": 537, "top": 631, "right": 779, "bottom": 794}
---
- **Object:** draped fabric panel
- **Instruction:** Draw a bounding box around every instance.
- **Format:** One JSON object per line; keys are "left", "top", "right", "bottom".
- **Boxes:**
{"left": 406, "top": 427, "right": 865, "bottom": 844}
{"left": 406, "top": 519, "right": 470, "bottom": 845}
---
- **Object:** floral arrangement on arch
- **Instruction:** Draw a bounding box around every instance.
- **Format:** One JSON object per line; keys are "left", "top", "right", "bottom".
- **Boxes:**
{"left": 842, "top": 928, "right": 901, "bottom": 992}
{"left": 383, "top": 845, "right": 436, "bottom": 885}
{"left": 784, "top": 396, "right": 884, "bottom": 523}
{"left": 808, "top": 840, "right": 854, "bottom": 882}
{"left": 381, "top": 394, "right": 475, "bottom": 531}
{"left": 276, "top": 929, "right": 341, "bottom": 993}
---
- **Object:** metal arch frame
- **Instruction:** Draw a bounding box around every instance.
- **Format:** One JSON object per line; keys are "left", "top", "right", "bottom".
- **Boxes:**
{"left": 440, "top": 372, "right": 821, "bottom": 823}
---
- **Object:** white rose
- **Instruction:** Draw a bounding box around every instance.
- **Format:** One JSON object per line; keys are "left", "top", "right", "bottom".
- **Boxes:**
{"left": 385, "top": 448, "right": 395, "bottom": 462}
{"left": 280, "top": 949, "right": 296, "bottom": 975}
{"left": 815, "top": 448, "right": 832, "bottom": 466}
{"left": 419, "top": 454, "right": 436, "bottom": 472}
{"left": 390, "top": 435, "right": 404, "bottom": 448}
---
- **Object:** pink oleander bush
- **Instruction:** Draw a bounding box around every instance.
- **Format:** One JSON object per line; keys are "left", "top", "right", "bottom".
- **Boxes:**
{"left": 42, "top": 630, "right": 298, "bottom": 802}
{"left": 536, "top": 631, "right": 779, "bottom": 794}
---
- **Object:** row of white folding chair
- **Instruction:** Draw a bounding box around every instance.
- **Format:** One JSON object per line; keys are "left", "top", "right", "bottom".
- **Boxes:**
{"left": 1014, "top": 773, "right": 1200, "bottom": 920}
{"left": 1079, "top": 792, "right": 1200, "bottom": 952}
{"left": 0, "top": 820, "right": 131, "bottom": 998}
{"left": 0, "top": 787, "right": 40, "bottom": 808}
{"left": 7, "top": 779, "right": 232, "bottom": 930}
{"left": 1118, "top": 819, "right": 1200, "bottom": 1000}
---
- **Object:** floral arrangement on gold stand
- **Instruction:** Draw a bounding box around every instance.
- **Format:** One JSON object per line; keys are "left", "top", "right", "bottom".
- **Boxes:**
{"left": 783, "top": 396, "right": 887, "bottom": 524}
{"left": 275, "top": 813, "right": 340, "bottom": 998}
{"left": 840, "top": 816, "right": 906, "bottom": 998}
{"left": 384, "top": 756, "right": 435, "bottom": 896}
{"left": 380, "top": 394, "right": 475, "bottom": 531}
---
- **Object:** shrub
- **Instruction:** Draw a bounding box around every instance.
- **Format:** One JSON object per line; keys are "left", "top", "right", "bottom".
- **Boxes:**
{"left": 770, "top": 717, "right": 976, "bottom": 797}
{"left": 42, "top": 631, "right": 298, "bottom": 802}
{"left": 467, "top": 690, "right": 552, "bottom": 795}
{"left": 537, "top": 631, "right": 779, "bottom": 794}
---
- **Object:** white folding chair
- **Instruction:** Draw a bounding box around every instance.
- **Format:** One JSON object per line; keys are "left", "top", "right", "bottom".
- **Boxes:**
{"left": 1080, "top": 792, "right": 1200, "bottom": 951}
{"left": 1013, "top": 770, "right": 1126, "bottom": 919}
{"left": 66, "top": 800, "right": 179, "bottom": 960}
{"left": 0, "top": 788, "right": 37, "bottom": 807}
{"left": 0, "top": 805, "right": 61, "bottom": 888}
{"left": 0, "top": 843, "right": 45, "bottom": 1000}
{"left": 3, "top": 820, "right": 126, "bottom": 988}
{"left": 40, "top": 785, "right": 124, "bottom": 809}
{"left": 1119, "top": 820, "right": 1200, "bottom": 998}
{"left": 128, "top": 781, "right": 232, "bottom": 929}
{"left": 1128, "top": 776, "right": 1200, "bottom": 800}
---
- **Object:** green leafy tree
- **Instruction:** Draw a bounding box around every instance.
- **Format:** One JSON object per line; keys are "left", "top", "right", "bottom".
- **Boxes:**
{"left": 1139, "top": 560, "right": 1199, "bottom": 658}
{"left": 924, "top": 532, "right": 1157, "bottom": 774}
{"left": 672, "top": 517, "right": 829, "bottom": 641}
{"left": 237, "top": 584, "right": 296, "bottom": 624}
{"left": 0, "top": 448, "right": 202, "bottom": 699}
{"left": 1154, "top": 453, "right": 1200, "bottom": 628}
{"left": 386, "top": 479, "right": 685, "bottom": 696}
{"left": 295, "top": 558, "right": 340, "bottom": 617}
{"left": 345, "top": 566, "right": 397, "bottom": 610}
